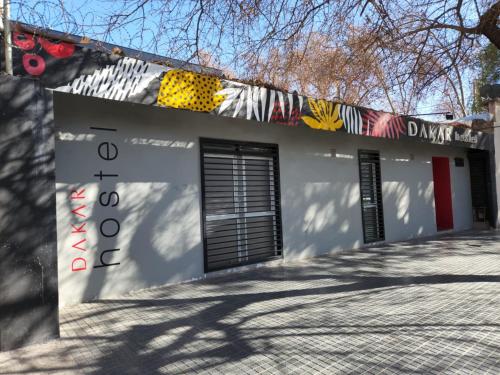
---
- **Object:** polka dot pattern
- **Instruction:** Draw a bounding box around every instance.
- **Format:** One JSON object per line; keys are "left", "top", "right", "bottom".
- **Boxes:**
{"left": 157, "top": 70, "right": 225, "bottom": 112}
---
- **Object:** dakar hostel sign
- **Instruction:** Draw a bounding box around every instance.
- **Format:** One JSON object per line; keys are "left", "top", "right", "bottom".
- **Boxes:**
{"left": 407, "top": 120, "right": 479, "bottom": 145}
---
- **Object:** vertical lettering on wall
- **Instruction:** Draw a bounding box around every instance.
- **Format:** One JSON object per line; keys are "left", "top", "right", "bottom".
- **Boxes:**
{"left": 71, "top": 222, "right": 87, "bottom": 234}
{"left": 71, "top": 189, "right": 86, "bottom": 200}
{"left": 94, "top": 248, "right": 121, "bottom": 268}
{"left": 69, "top": 188, "right": 87, "bottom": 271}
{"left": 92, "top": 126, "right": 122, "bottom": 269}
{"left": 72, "top": 257, "right": 87, "bottom": 271}
{"left": 71, "top": 205, "right": 87, "bottom": 218}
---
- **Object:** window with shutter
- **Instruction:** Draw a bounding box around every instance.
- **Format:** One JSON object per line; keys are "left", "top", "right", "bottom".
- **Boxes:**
{"left": 358, "top": 150, "right": 385, "bottom": 243}
{"left": 200, "top": 138, "right": 283, "bottom": 272}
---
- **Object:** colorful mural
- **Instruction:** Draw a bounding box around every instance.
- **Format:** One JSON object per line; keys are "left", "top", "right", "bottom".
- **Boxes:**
{"left": 3, "top": 29, "right": 490, "bottom": 149}
{"left": 57, "top": 57, "right": 166, "bottom": 101}
{"left": 157, "top": 70, "right": 225, "bottom": 111}
{"left": 363, "top": 110, "right": 407, "bottom": 139}
{"left": 213, "top": 84, "right": 303, "bottom": 125}
{"left": 302, "top": 99, "right": 343, "bottom": 131}
{"left": 339, "top": 105, "right": 363, "bottom": 135}
{"left": 13, "top": 31, "right": 76, "bottom": 76}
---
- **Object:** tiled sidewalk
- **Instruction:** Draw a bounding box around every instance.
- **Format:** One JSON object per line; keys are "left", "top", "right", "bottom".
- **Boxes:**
{"left": 1, "top": 230, "right": 499, "bottom": 374}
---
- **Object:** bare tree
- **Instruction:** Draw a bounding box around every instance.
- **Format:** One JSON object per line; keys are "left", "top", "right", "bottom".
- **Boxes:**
{"left": 11, "top": 1, "right": 499, "bottom": 60}
{"left": 7, "top": 0, "right": 500, "bottom": 114}
{"left": 244, "top": 31, "right": 384, "bottom": 104}
{"left": 243, "top": 29, "right": 432, "bottom": 114}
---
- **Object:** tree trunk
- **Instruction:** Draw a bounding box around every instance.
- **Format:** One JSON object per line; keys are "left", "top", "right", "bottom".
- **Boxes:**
{"left": 479, "top": 1, "right": 500, "bottom": 49}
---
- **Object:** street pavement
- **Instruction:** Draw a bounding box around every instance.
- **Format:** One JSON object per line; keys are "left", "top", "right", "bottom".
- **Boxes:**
{"left": 1, "top": 230, "right": 499, "bottom": 374}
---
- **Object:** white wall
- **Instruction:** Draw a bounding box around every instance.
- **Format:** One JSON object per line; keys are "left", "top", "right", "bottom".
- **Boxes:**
{"left": 381, "top": 142, "right": 473, "bottom": 241}
{"left": 54, "top": 93, "right": 473, "bottom": 306}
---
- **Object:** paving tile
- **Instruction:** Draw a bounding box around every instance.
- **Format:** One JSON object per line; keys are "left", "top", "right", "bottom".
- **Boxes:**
{"left": 1, "top": 230, "right": 500, "bottom": 374}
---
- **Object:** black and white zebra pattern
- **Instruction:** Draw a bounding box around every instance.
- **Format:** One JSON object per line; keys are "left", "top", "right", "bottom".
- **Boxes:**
{"left": 339, "top": 104, "right": 363, "bottom": 135}
{"left": 217, "top": 85, "right": 304, "bottom": 122}
{"left": 56, "top": 57, "right": 166, "bottom": 101}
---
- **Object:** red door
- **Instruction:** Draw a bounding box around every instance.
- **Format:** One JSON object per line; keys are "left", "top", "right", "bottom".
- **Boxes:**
{"left": 432, "top": 157, "right": 454, "bottom": 231}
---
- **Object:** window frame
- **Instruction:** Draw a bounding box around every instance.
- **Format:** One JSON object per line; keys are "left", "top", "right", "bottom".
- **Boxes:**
{"left": 199, "top": 138, "right": 283, "bottom": 272}
{"left": 358, "top": 149, "right": 385, "bottom": 243}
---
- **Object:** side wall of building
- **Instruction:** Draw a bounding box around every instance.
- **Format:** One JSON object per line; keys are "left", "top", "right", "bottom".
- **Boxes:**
{"left": 492, "top": 99, "right": 500, "bottom": 227}
{"left": 0, "top": 76, "right": 59, "bottom": 351}
{"left": 54, "top": 94, "right": 473, "bottom": 306}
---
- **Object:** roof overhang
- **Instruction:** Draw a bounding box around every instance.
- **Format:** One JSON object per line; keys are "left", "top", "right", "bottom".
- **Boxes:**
{"left": 0, "top": 25, "right": 492, "bottom": 150}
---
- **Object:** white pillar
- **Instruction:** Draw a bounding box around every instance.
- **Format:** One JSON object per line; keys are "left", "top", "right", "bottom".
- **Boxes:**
{"left": 2, "top": 0, "right": 12, "bottom": 75}
{"left": 491, "top": 99, "right": 500, "bottom": 227}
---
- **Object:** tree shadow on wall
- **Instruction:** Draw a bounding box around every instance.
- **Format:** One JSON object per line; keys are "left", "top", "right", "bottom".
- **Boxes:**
{"left": 73, "top": 182, "right": 203, "bottom": 302}
{"left": 0, "top": 75, "right": 59, "bottom": 351}
{"left": 49, "top": 108, "right": 500, "bottom": 372}
{"left": 1, "top": 77, "right": 500, "bottom": 370}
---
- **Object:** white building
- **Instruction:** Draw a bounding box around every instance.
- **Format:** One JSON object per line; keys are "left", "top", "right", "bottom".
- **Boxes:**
{"left": 0, "top": 26, "right": 496, "bottom": 350}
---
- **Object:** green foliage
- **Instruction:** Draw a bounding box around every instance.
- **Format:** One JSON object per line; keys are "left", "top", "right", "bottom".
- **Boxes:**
{"left": 479, "top": 43, "right": 500, "bottom": 83}
{"left": 472, "top": 43, "right": 500, "bottom": 113}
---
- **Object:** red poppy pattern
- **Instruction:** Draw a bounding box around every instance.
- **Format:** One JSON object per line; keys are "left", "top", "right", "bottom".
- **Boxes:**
{"left": 22, "top": 54, "right": 46, "bottom": 76}
{"left": 12, "top": 32, "right": 75, "bottom": 76}
{"left": 38, "top": 37, "right": 75, "bottom": 58}
{"left": 13, "top": 32, "right": 35, "bottom": 50}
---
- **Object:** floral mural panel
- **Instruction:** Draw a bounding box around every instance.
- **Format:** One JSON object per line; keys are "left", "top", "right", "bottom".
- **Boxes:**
{"left": 2, "top": 29, "right": 489, "bottom": 150}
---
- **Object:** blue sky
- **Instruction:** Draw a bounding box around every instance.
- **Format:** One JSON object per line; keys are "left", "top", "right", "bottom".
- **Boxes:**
{"left": 10, "top": 0, "right": 486, "bottom": 118}
{"left": 12, "top": 1, "right": 154, "bottom": 49}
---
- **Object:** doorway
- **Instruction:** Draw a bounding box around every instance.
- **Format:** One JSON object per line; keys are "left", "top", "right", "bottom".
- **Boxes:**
{"left": 468, "top": 150, "right": 494, "bottom": 227}
{"left": 432, "top": 157, "right": 454, "bottom": 231}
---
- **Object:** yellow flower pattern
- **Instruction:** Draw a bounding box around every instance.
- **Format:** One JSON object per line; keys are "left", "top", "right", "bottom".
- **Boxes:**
{"left": 157, "top": 70, "right": 225, "bottom": 112}
{"left": 301, "top": 98, "right": 344, "bottom": 131}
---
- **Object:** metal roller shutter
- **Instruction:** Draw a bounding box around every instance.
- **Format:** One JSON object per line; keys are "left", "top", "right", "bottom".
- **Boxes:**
{"left": 200, "top": 138, "right": 283, "bottom": 272}
{"left": 358, "top": 150, "right": 385, "bottom": 243}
